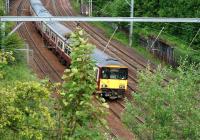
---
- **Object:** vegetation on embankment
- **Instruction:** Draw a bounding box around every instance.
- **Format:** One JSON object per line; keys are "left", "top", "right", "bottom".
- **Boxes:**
{"left": 0, "top": 3, "right": 53, "bottom": 139}
{"left": 0, "top": 23, "right": 36, "bottom": 84}
{"left": 0, "top": 21, "right": 108, "bottom": 139}
{"left": 0, "top": 3, "right": 37, "bottom": 84}
{"left": 1, "top": 1, "right": 108, "bottom": 138}
{"left": 122, "top": 61, "right": 200, "bottom": 140}
{"left": 71, "top": 1, "right": 162, "bottom": 64}
{"left": 71, "top": 0, "right": 200, "bottom": 64}
{"left": 55, "top": 29, "right": 108, "bottom": 139}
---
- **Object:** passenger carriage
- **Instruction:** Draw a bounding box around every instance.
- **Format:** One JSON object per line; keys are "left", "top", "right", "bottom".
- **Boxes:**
{"left": 29, "top": 0, "right": 128, "bottom": 99}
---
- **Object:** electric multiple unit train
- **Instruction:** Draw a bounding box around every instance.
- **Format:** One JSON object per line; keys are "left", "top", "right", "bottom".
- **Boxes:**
{"left": 29, "top": 0, "right": 128, "bottom": 99}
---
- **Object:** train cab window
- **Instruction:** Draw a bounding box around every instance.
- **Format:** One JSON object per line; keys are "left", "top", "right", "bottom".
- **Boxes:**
{"left": 101, "top": 68, "right": 109, "bottom": 79}
{"left": 101, "top": 67, "right": 128, "bottom": 80}
{"left": 110, "top": 69, "right": 119, "bottom": 79}
{"left": 111, "top": 68, "right": 128, "bottom": 79}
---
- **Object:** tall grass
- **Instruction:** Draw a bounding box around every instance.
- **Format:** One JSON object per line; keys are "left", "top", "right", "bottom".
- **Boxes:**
{"left": 0, "top": 61, "right": 38, "bottom": 87}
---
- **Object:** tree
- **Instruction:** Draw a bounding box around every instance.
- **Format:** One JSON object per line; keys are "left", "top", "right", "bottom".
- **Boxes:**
{"left": 0, "top": 81, "right": 55, "bottom": 140}
{"left": 0, "top": 51, "right": 15, "bottom": 78}
{"left": 0, "top": 22, "right": 24, "bottom": 62}
{"left": 77, "top": 0, "right": 200, "bottom": 63}
{"left": 55, "top": 28, "right": 108, "bottom": 139}
{"left": 0, "top": 0, "right": 4, "bottom": 16}
{"left": 122, "top": 62, "right": 200, "bottom": 140}
{"left": 0, "top": 3, "right": 56, "bottom": 139}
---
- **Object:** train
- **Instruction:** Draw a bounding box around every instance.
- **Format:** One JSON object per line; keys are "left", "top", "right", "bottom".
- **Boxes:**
{"left": 29, "top": 0, "right": 128, "bottom": 99}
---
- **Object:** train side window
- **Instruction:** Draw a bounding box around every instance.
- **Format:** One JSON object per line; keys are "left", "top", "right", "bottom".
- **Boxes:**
{"left": 58, "top": 41, "right": 63, "bottom": 49}
{"left": 58, "top": 41, "right": 60, "bottom": 47}
{"left": 61, "top": 42, "right": 64, "bottom": 49}
{"left": 52, "top": 34, "right": 56, "bottom": 41}
{"left": 46, "top": 29, "right": 50, "bottom": 36}
{"left": 64, "top": 48, "right": 68, "bottom": 54}
{"left": 51, "top": 34, "right": 54, "bottom": 39}
{"left": 68, "top": 48, "right": 71, "bottom": 55}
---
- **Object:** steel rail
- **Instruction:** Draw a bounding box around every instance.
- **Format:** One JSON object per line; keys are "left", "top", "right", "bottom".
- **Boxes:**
{"left": 1, "top": 16, "right": 200, "bottom": 23}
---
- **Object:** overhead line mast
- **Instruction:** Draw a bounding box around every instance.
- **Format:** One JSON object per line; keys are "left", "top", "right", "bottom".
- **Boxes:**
{"left": 129, "top": 0, "right": 134, "bottom": 47}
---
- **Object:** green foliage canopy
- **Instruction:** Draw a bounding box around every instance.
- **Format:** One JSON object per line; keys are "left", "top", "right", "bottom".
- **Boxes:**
{"left": 0, "top": 81, "right": 55, "bottom": 140}
{"left": 82, "top": 0, "right": 200, "bottom": 62}
{"left": 92, "top": 0, "right": 200, "bottom": 45}
{"left": 55, "top": 28, "right": 108, "bottom": 139}
{"left": 122, "top": 62, "right": 200, "bottom": 140}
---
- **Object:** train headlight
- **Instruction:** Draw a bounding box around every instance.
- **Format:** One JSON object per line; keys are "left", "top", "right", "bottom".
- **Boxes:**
{"left": 101, "top": 84, "right": 108, "bottom": 88}
{"left": 119, "top": 85, "right": 125, "bottom": 89}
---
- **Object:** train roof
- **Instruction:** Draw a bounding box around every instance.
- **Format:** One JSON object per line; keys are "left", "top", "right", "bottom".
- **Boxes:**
{"left": 30, "top": 0, "right": 51, "bottom": 17}
{"left": 30, "top": 0, "right": 72, "bottom": 37}
{"left": 46, "top": 22, "right": 72, "bottom": 37}
{"left": 30, "top": 0, "right": 126, "bottom": 68}
{"left": 92, "top": 49, "right": 125, "bottom": 67}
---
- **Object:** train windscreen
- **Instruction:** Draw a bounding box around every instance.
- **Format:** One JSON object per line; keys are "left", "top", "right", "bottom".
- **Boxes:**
{"left": 101, "top": 67, "right": 128, "bottom": 80}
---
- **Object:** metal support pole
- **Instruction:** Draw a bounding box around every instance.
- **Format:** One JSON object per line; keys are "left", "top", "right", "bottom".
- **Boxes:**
{"left": 1, "top": 22, "right": 5, "bottom": 51}
{"left": 26, "top": 44, "right": 29, "bottom": 64}
{"left": 15, "top": 47, "right": 33, "bottom": 64}
{"left": 80, "top": 0, "right": 82, "bottom": 14}
{"left": 89, "top": 0, "right": 91, "bottom": 16}
{"left": 88, "top": 0, "right": 92, "bottom": 17}
{"left": 7, "top": 0, "right": 9, "bottom": 14}
{"left": 129, "top": 0, "right": 134, "bottom": 47}
{"left": 88, "top": 0, "right": 90, "bottom": 16}
{"left": 91, "top": 0, "right": 92, "bottom": 16}
{"left": 4, "top": 0, "right": 9, "bottom": 14}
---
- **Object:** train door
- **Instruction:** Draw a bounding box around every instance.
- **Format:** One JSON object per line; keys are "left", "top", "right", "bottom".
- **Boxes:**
{"left": 96, "top": 67, "right": 101, "bottom": 90}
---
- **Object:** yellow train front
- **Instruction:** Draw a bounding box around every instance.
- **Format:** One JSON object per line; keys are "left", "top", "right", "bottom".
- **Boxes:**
{"left": 93, "top": 49, "right": 128, "bottom": 99}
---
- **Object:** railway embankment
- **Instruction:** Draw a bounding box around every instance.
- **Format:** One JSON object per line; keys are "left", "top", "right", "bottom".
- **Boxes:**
{"left": 71, "top": 1, "right": 199, "bottom": 66}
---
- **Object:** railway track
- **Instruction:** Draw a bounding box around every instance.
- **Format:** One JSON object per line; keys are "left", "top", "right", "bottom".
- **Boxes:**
{"left": 16, "top": 0, "right": 62, "bottom": 82}
{"left": 42, "top": 0, "right": 138, "bottom": 94}
{"left": 10, "top": 0, "right": 144, "bottom": 139}
{"left": 59, "top": 0, "right": 170, "bottom": 84}
{"left": 40, "top": 0, "right": 136, "bottom": 139}
{"left": 48, "top": 0, "right": 139, "bottom": 108}
{"left": 52, "top": 0, "right": 148, "bottom": 137}
{"left": 12, "top": 0, "right": 123, "bottom": 139}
